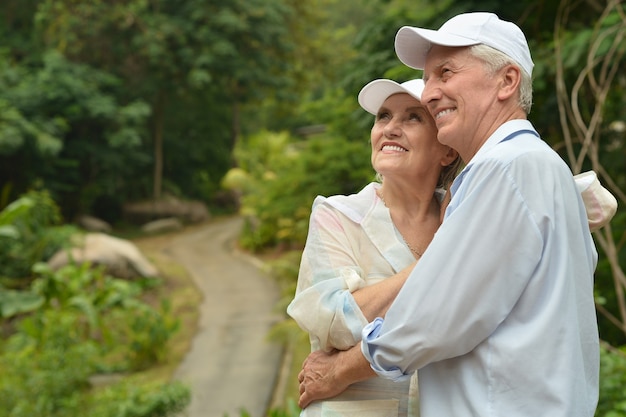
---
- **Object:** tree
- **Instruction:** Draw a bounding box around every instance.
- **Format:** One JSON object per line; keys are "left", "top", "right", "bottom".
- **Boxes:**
{"left": 553, "top": 0, "right": 626, "bottom": 343}
{"left": 36, "top": 0, "right": 302, "bottom": 200}
{"left": 0, "top": 49, "right": 150, "bottom": 219}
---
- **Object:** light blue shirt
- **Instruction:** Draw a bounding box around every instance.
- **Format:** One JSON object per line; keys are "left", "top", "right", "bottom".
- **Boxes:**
{"left": 362, "top": 120, "right": 600, "bottom": 417}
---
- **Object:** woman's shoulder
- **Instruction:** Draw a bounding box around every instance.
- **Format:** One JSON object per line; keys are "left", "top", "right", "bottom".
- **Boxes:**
{"left": 313, "top": 182, "right": 379, "bottom": 224}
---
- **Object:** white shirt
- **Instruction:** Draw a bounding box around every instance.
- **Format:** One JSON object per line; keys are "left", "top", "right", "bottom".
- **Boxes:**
{"left": 288, "top": 182, "right": 426, "bottom": 417}
{"left": 362, "top": 120, "right": 600, "bottom": 417}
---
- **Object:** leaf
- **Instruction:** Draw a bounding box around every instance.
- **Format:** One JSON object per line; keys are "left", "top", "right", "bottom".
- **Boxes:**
{"left": 0, "top": 288, "right": 44, "bottom": 318}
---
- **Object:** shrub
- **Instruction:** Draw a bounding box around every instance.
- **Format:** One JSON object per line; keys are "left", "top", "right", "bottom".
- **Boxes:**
{"left": 0, "top": 263, "right": 188, "bottom": 417}
{"left": 0, "top": 189, "right": 75, "bottom": 281}
{"left": 597, "top": 342, "right": 626, "bottom": 416}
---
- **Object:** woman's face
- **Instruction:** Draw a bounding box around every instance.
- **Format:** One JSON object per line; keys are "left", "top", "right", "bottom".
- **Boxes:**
{"left": 371, "top": 93, "right": 453, "bottom": 183}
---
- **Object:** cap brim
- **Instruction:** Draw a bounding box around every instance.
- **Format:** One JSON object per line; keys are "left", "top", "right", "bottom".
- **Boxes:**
{"left": 358, "top": 79, "right": 423, "bottom": 115}
{"left": 395, "top": 26, "right": 480, "bottom": 70}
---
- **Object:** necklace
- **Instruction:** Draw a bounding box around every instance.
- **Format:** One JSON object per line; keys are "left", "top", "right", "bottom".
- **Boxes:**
{"left": 404, "top": 240, "right": 423, "bottom": 258}
{"left": 377, "top": 189, "right": 423, "bottom": 258}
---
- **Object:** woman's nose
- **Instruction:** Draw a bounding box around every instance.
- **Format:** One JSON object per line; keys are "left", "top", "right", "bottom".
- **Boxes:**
{"left": 383, "top": 119, "right": 401, "bottom": 137}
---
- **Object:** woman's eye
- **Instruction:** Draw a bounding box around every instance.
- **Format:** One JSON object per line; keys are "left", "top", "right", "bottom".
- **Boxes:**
{"left": 376, "top": 112, "right": 390, "bottom": 120}
{"left": 409, "top": 113, "right": 422, "bottom": 121}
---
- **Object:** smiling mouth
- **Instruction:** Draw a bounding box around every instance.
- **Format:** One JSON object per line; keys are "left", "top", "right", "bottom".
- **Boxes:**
{"left": 381, "top": 145, "right": 408, "bottom": 152}
{"left": 435, "top": 108, "right": 455, "bottom": 120}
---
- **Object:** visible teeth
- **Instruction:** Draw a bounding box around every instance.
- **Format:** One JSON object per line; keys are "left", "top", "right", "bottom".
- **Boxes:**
{"left": 382, "top": 145, "right": 407, "bottom": 152}
{"left": 436, "top": 109, "right": 455, "bottom": 119}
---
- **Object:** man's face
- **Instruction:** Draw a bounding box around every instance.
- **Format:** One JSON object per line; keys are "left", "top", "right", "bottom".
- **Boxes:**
{"left": 421, "top": 45, "right": 501, "bottom": 160}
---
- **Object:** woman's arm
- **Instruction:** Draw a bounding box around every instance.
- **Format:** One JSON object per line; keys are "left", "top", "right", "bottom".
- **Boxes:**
{"left": 288, "top": 202, "right": 415, "bottom": 351}
{"left": 352, "top": 261, "right": 415, "bottom": 321}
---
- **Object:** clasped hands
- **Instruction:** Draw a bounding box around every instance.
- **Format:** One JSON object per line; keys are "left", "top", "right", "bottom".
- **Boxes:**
{"left": 297, "top": 348, "right": 350, "bottom": 409}
{"left": 297, "top": 344, "right": 377, "bottom": 409}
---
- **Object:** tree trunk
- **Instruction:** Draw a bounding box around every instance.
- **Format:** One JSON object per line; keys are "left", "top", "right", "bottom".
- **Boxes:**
{"left": 153, "top": 93, "right": 165, "bottom": 200}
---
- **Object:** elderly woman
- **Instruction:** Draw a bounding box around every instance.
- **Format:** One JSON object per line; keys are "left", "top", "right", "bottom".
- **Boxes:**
{"left": 288, "top": 78, "right": 460, "bottom": 417}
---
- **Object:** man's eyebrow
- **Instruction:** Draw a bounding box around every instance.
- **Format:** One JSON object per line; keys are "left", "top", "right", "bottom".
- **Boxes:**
{"left": 424, "top": 58, "right": 453, "bottom": 82}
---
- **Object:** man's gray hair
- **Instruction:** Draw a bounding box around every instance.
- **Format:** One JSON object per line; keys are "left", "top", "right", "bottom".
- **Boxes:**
{"left": 469, "top": 44, "right": 533, "bottom": 114}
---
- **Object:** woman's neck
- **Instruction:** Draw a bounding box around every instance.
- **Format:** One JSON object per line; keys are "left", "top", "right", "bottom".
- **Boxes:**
{"left": 377, "top": 182, "right": 443, "bottom": 259}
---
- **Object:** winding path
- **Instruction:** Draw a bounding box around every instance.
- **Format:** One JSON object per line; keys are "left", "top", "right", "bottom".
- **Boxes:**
{"left": 169, "top": 216, "right": 283, "bottom": 417}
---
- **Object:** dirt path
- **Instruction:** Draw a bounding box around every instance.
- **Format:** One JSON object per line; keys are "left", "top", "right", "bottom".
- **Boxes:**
{"left": 166, "top": 216, "right": 283, "bottom": 417}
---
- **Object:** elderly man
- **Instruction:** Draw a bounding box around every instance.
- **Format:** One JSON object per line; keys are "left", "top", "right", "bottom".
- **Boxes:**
{"left": 297, "top": 12, "right": 600, "bottom": 417}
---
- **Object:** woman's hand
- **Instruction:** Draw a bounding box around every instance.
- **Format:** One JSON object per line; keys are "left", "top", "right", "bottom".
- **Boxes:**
{"left": 298, "top": 345, "right": 376, "bottom": 408}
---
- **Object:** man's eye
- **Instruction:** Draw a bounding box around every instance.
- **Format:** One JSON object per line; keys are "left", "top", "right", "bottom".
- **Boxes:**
{"left": 409, "top": 113, "right": 422, "bottom": 121}
{"left": 376, "top": 112, "right": 390, "bottom": 120}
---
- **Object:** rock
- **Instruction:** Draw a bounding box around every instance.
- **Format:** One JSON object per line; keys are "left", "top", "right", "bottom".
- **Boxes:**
{"left": 47, "top": 233, "right": 159, "bottom": 279}
{"left": 122, "top": 196, "right": 210, "bottom": 224}
{"left": 141, "top": 217, "right": 183, "bottom": 234}
{"left": 76, "top": 215, "right": 112, "bottom": 233}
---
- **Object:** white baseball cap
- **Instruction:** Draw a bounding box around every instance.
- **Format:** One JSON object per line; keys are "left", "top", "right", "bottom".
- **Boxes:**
{"left": 395, "top": 12, "right": 534, "bottom": 77}
{"left": 358, "top": 79, "right": 425, "bottom": 115}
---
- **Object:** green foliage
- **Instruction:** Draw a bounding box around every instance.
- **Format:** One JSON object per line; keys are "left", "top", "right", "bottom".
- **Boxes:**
{"left": 597, "top": 343, "right": 626, "bottom": 417}
{"left": 0, "top": 46, "right": 151, "bottom": 217}
{"left": 87, "top": 380, "right": 190, "bottom": 417}
{"left": 0, "top": 48, "right": 65, "bottom": 157}
{"left": 0, "top": 261, "right": 187, "bottom": 417}
{"left": 31, "top": 0, "right": 307, "bottom": 205}
{"left": 0, "top": 288, "right": 43, "bottom": 318}
{"left": 125, "top": 299, "right": 180, "bottom": 371}
{"left": 0, "top": 309, "right": 99, "bottom": 417}
{"left": 0, "top": 189, "right": 75, "bottom": 281}
{"left": 264, "top": 250, "right": 302, "bottom": 312}
{"left": 30, "top": 262, "right": 179, "bottom": 371}
{"left": 231, "top": 130, "right": 372, "bottom": 251}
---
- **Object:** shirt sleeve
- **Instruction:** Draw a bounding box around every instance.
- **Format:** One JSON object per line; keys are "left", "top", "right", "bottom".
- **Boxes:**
{"left": 287, "top": 202, "right": 369, "bottom": 352}
{"left": 362, "top": 156, "right": 545, "bottom": 378}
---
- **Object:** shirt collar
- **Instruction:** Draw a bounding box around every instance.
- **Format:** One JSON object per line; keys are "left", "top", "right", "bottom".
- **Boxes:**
{"left": 470, "top": 119, "right": 536, "bottom": 164}
{"left": 450, "top": 119, "right": 537, "bottom": 196}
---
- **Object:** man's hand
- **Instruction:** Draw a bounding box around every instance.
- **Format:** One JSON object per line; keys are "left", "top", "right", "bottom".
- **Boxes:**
{"left": 297, "top": 345, "right": 376, "bottom": 409}
{"left": 298, "top": 349, "right": 349, "bottom": 408}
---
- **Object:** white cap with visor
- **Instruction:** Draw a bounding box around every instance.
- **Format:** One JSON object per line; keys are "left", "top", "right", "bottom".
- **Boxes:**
{"left": 395, "top": 12, "right": 534, "bottom": 77}
{"left": 358, "top": 79, "right": 425, "bottom": 115}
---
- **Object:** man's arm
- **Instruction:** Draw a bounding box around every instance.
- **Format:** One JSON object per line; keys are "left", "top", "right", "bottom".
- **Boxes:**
{"left": 298, "top": 344, "right": 375, "bottom": 408}
{"left": 351, "top": 261, "right": 415, "bottom": 321}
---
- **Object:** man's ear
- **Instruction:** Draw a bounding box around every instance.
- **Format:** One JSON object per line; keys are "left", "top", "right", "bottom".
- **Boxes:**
{"left": 498, "top": 65, "right": 521, "bottom": 101}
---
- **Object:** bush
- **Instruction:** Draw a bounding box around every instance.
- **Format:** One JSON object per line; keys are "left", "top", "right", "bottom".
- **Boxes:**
{"left": 0, "top": 189, "right": 75, "bottom": 282}
{"left": 597, "top": 342, "right": 626, "bottom": 416}
{"left": 88, "top": 381, "right": 190, "bottom": 417}
{"left": 232, "top": 130, "right": 372, "bottom": 252}
{"left": 0, "top": 309, "right": 98, "bottom": 417}
{"left": 0, "top": 263, "right": 187, "bottom": 417}
{"left": 31, "top": 262, "right": 179, "bottom": 371}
